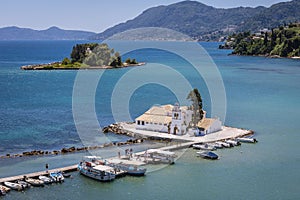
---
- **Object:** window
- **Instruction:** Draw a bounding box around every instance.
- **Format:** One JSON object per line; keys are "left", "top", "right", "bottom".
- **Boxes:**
{"left": 142, "top": 121, "right": 145, "bottom": 125}
{"left": 137, "top": 120, "right": 140, "bottom": 125}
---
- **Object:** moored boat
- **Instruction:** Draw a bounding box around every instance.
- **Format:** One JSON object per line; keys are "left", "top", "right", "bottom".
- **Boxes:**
{"left": 49, "top": 172, "right": 64, "bottom": 183}
{"left": 0, "top": 185, "right": 11, "bottom": 193}
{"left": 209, "top": 142, "right": 223, "bottom": 149}
{"left": 62, "top": 172, "right": 72, "bottom": 178}
{"left": 193, "top": 144, "right": 216, "bottom": 151}
{"left": 16, "top": 180, "right": 31, "bottom": 188}
{"left": 236, "top": 137, "right": 258, "bottom": 143}
{"left": 39, "top": 175, "right": 53, "bottom": 184}
{"left": 25, "top": 178, "right": 44, "bottom": 187}
{"left": 197, "top": 151, "right": 219, "bottom": 160}
{"left": 78, "top": 161, "right": 116, "bottom": 182}
{"left": 107, "top": 159, "right": 147, "bottom": 176}
{"left": 226, "top": 140, "right": 241, "bottom": 146}
{"left": 4, "top": 182, "right": 23, "bottom": 191}
{"left": 215, "top": 141, "right": 232, "bottom": 148}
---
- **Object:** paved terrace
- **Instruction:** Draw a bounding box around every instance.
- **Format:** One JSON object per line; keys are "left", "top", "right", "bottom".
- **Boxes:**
{"left": 119, "top": 122, "right": 253, "bottom": 144}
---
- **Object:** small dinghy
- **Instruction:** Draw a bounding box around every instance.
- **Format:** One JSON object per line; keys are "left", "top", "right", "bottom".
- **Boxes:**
{"left": 16, "top": 180, "right": 31, "bottom": 188}
{"left": 39, "top": 176, "right": 53, "bottom": 184}
{"left": 25, "top": 178, "right": 44, "bottom": 187}
{"left": 50, "top": 172, "right": 64, "bottom": 183}
{"left": 197, "top": 151, "right": 219, "bottom": 160}
{"left": 62, "top": 172, "right": 72, "bottom": 178}
{"left": 4, "top": 182, "right": 23, "bottom": 191}
{"left": 236, "top": 137, "right": 258, "bottom": 143}
{"left": 226, "top": 140, "right": 241, "bottom": 146}
{"left": 193, "top": 144, "right": 216, "bottom": 151}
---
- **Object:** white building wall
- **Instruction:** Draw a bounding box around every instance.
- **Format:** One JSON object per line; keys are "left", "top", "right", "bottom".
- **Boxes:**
{"left": 207, "top": 119, "right": 222, "bottom": 134}
{"left": 136, "top": 121, "right": 168, "bottom": 133}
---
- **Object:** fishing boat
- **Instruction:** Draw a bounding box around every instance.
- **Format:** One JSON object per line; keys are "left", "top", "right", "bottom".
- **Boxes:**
{"left": 107, "top": 159, "right": 147, "bottom": 176}
{"left": 197, "top": 151, "right": 219, "bottom": 160}
{"left": 25, "top": 178, "right": 44, "bottom": 187}
{"left": 236, "top": 137, "right": 258, "bottom": 143}
{"left": 4, "top": 182, "right": 23, "bottom": 191}
{"left": 78, "top": 161, "right": 116, "bottom": 182}
{"left": 49, "top": 172, "right": 64, "bottom": 183}
{"left": 215, "top": 141, "right": 232, "bottom": 148}
{"left": 39, "top": 175, "right": 53, "bottom": 184}
{"left": 226, "top": 140, "right": 241, "bottom": 146}
{"left": 16, "top": 180, "right": 31, "bottom": 188}
{"left": 193, "top": 144, "right": 216, "bottom": 151}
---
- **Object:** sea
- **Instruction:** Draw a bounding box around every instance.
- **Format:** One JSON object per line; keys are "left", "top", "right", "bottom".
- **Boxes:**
{"left": 0, "top": 40, "right": 299, "bottom": 199}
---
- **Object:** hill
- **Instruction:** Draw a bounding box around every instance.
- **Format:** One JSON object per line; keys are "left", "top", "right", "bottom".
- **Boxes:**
{"left": 92, "top": 0, "right": 300, "bottom": 41}
{"left": 227, "top": 23, "right": 300, "bottom": 58}
{"left": 0, "top": 26, "right": 96, "bottom": 40}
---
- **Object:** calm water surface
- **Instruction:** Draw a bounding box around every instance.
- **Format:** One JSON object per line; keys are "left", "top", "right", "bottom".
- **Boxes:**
{"left": 0, "top": 41, "right": 299, "bottom": 199}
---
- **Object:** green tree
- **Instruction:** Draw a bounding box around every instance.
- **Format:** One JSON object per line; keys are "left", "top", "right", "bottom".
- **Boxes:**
{"left": 62, "top": 57, "right": 71, "bottom": 65}
{"left": 187, "top": 88, "right": 204, "bottom": 127}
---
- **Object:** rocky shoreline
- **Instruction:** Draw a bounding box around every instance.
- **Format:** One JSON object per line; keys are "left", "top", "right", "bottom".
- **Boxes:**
{"left": 0, "top": 137, "right": 144, "bottom": 159}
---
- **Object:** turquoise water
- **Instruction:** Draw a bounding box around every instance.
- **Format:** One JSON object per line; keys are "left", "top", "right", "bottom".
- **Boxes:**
{"left": 0, "top": 41, "right": 299, "bottom": 199}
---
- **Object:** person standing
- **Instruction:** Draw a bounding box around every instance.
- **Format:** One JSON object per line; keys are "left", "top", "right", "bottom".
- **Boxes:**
{"left": 45, "top": 163, "right": 49, "bottom": 173}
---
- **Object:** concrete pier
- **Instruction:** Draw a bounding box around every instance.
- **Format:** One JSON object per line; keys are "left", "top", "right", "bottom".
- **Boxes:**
{"left": 0, "top": 165, "right": 78, "bottom": 184}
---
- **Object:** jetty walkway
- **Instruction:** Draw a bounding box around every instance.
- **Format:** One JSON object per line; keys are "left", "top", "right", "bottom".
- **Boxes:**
{"left": 0, "top": 165, "right": 78, "bottom": 183}
{"left": 0, "top": 123, "right": 253, "bottom": 184}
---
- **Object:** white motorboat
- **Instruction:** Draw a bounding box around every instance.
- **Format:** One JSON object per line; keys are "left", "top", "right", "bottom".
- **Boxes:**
{"left": 193, "top": 144, "right": 216, "bottom": 151}
{"left": 236, "top": 137, "right": 258, "bottom": 143}
{"left": 25, "top": 178, "right": 44, "bottom": 187}
{"left": 16, "top": 180, "right": 31, "bottom": 188}
{"left": 49, "top": 172, "right": 64, "bottom": 183}
{"left": 196, "top": 151, "right": 219, "bottom": 160}
{"left": 78, "top": 161, "right": 116, "bottom": 182}
{"left": 209, "top": 142, "right": 223, "bottom": 149}
{"left": 4, "top": 182, "right": 23, "bottom": 191}
{"left": 226, "top": 140, "right": 241, "bottom": 146}
{"left": 135, "top": 149, "right": 177, "bottom": 164}
{"left": 107, "top": 159, "right": 147, "bottom": 176}
{"left": 215, "top": 141, "right": 232, "bottom": 148}
{"left": 39, "top": 175, "right": 53, "bottom": 184}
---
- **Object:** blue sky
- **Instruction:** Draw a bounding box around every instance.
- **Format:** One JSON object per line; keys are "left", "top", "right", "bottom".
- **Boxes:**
{"left": 0, "top": 0, "right": 287, "bottom": 32}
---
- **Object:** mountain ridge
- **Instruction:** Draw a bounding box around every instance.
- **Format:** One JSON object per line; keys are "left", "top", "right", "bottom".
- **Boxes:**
{"left": 0, "top": 26, "right": 96, "bottom": 40}
{"left": 92, "top": 0, "right": 300, "bottom": 41}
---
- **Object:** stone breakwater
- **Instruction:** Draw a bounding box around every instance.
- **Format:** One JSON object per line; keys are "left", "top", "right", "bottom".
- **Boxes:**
{"left": 0, "top": 138, "right": 144, "bottom": 159}
{"left": 102, "top": 123, "right": 137, "bottom": 137}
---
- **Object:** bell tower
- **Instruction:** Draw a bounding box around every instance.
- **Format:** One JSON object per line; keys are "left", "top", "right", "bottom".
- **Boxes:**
{"left": 171, "top": 103, "right": 182, "bottom": 135}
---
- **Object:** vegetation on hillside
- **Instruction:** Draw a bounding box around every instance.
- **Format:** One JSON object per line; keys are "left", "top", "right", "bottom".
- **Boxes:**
{"left": 223, "top": 23, "right": 300, "bottom": 58}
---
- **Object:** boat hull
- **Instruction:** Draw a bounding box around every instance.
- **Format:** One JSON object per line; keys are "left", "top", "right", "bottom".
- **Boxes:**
{"left": 197, "top": 151, "right": 219, "bottom": 160}
{"left": 79, "top": 168, "right": 115, "bottom": 182}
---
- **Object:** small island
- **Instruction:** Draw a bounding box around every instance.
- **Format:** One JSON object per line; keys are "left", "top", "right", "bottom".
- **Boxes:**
{"left": 219, "top": 22, "right": 300, "bottom": 59}
{"left": 21, "top": 43, "right": 145, "bottom": 70}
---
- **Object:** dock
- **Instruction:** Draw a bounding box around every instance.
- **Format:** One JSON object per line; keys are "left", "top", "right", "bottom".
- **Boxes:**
{"left": 0, "top": 164, "right": 78, "bottom": 184}
{"left": 0, "top": 123, "right": 254, "bottom": 185}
